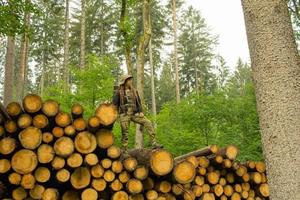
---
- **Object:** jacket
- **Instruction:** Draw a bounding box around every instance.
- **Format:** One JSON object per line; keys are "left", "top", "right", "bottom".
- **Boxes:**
{"left": 112, "top": 87, "right": 143, "bottom": 114}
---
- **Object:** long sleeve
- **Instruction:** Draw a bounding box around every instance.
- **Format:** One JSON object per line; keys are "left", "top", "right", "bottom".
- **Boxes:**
{"left": 135, "top": 90, "right": 143, "bottom": 113}
{"left": 112, "top": 90, "right": 120, "bottom": 108}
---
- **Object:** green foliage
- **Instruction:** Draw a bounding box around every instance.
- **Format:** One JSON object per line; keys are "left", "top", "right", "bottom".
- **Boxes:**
{"left": 0, "top": 0, "right": 35, "bottom": 36}
{"left": 42, "top": 54, "right": 118, "bottom": 117}
{"left": 155, "top": 60, "right": 263, "bottom": 161}
{"left": 178, "top": 6, "right": 217, "bottom": 96}
{"left": 70, "top": 0, "right": 119, "bottom": 65}
{"left": 156, "top": 57, "right": 176, "bottom": 110}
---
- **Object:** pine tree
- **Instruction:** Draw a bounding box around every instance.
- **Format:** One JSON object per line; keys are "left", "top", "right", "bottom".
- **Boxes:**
{"left": 214, "top": 55, "right": 230, "bottom": 91}
{"left": 178, "top": 6, "right": 216, "bottom": 96}
{"left": 80, "top": 0, "right": 86, "bottom": 70}
{"left": 30, "top": 0, "right": 64, "bottom": 95}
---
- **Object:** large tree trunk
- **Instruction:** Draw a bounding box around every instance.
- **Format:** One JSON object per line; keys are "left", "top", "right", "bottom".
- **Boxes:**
{"left": 172, "top": 0, "right": 180, "bottom": 104}
{"left": 17, "top": 3, "right": 30, "bottom": 103}
{"left": 63, "top": 0, "right": 70, "bottom": 91}
{"left": 4, "top": 36, "right": 15, "bottom": 106}
{"left": 241, "top": 1, "right": 300, "bottom": 199}
{"left": 80, "top": 0, "right": 86, "bottom": 70}
{"left": 135, "top": 0, "right": 151, "bottom": 149}
{"left": 119, "top": 0, "right": 133, "bottom": 74}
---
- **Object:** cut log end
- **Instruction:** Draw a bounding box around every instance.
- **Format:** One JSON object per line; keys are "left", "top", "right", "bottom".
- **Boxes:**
{"left": 21, "top": 173, "right": 36, "bottom": 189}
{"left": 0, "top": 137, "right": 16, "bottom": 155}
{"left": 30, "top": 184, "right": 45, "bottom": 199}
{"left": 173, "top": 161, "right": 196, "bottom": 184}
{"left": 112, "top": 191, "right": 129, "bottom": 200}
{"left": 75, "top": 131, "right": 97, "bottom": 154}
{"left": 23, "top": 94, "right": 42, "bottom": 113}
{"left": 259, "top": 183, "right": 269, "bottom": 197}
{"left": 150, "top": 149, "right": 174, "bottom": 176}
{"left": 95, "top": 103, "right": 118, "bottom": 126}
{"left": 91, "top": 178, "right": 107, "bottom": 192}
{"left": 6, "top": 102, "right": 22, "bottom": 117}
{"left": 42, "top": 188, "right": 59, "bottom": 200}
{"left": 42, "top": 99, "right": 59, "bottom": 117}
{"left": 56, "top": 169, "right": 70, "bottom": 183}
{"left": 225, "top": 145, "right": 239, "bottom": 160}
{"left": 81, "top": 188, "right": 98, "bottom": 200}
{"left": 126, "top": 178, "right": 143, "bottom": 194}
{"left": 37, "top": 144, "right": 55, "bottom": 164}
{"left": 55, "top": 112, "right": 71, "bottom": 127}
{"left": 67, "top": 153, "right": 83, "bottom": 168}
{"left": 54, "top": 136, "right": 74, "bottom": 157}
{"left": 96, "top": 129, "right": 115, "bottom": 149}
{"left": 19, "top": 126, "right": 42, "bottom": 149}
{"left": 12, "top": 149, "right": 38, "bottom": 174}
{"left": 34, "top": 167, "right": 51, "bottom": 183}
{"left": 17, "top": 113, "right": 32, "bottom": 129}
{"left": 33, "top": 114, "right": 49, "bottom": 129}
{"left": 123, "top": 157, "right": 138, "bottom": 172}
{"left": 70, "top": 167, "right": 91, "bottom": 189}
{"left": 71, "top": 103, "right": 84, "bottom": 118}
{"left": 0, "top": 159, "right": 11, "bottom": 173}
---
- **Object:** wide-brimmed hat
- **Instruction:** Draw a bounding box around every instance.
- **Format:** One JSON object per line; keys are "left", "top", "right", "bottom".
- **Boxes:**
{"left": 119, "top": 74, "right": 133, "bottom": 86}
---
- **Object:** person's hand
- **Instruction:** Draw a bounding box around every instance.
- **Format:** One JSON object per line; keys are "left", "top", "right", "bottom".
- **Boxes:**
{"left": 139, "top": 112, "right": 144, "bottom": 117}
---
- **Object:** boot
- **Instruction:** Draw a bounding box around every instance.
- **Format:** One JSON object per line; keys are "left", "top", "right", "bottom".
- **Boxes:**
{"left": 121, "top": 148, "right": 130, "bottom": 160}
{"left": 151, "top": 141, "right": 164, "bottom": 149}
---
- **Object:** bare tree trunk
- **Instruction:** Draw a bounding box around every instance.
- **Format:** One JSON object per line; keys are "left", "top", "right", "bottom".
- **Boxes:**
{"left": 120, "top": 0, "right": 133, "bottom": 74}
{"left": 23, "top": 38, "right": 29, "bottom": 96}
{"left": 100, "top": 0, "right": 104, "bottom": 56}
{"left": 63, "top": 0, "right": 70, "bottom": 91}
{"left": 242, "top": 1, "right": 300, "bottom": 199}
{"left": 40, "top": 52, "right": 46, "bottom": 96}
{"left": 195, "top": 66, "right": 199, "bottom": 95}
{"left": 40, "top": 12, "right": 48, "bottom": 97}
{"left": 4, "top": 36, "right": 15, "bottom": 106}
{"left": 172, "top": 0, "right": 180, "bottom": 104}
{"left": 191, "top": 20, "right": 199, "bottom": 95}
{"left": 135, "top": 0, "right": 151, "bottom": 149}
{"left": 17, "top": 3, "right": 30, "bottom": 102}
{"left": 80, "top": 0, "right": 86, "bottom": 70}
{"left": 149, "top": 39, "right": 157, "bottom": 128}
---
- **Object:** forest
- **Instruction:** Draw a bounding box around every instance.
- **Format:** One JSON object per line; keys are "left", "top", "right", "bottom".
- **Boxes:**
{"left": 0, "top": 0, "right": 299, "bottom": 163}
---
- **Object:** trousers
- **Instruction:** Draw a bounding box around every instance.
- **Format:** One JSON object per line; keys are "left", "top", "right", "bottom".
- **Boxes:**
{"left": 119, "top": 113, "right": 156, "bottom": 152}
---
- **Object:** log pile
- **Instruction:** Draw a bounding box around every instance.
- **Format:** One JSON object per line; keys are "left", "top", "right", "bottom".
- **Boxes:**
{"left": 0, "top": 94, "right": 269, "bottom": 200}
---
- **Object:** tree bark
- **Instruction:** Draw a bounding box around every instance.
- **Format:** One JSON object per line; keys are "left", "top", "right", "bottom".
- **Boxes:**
{"left": 135, "top": 0, "right": 151, "bottom": 149}
{"left": 17, "top": 5, "right": 30, "bottom": 102}
{"left": 80, "top": 0, "right": 86, "bottom": 70}
{"left": 63, "top": 0, "right": 70, "bottom": 91}
{"left": 120, "top": 0, "right": 133, "bottom": 74}
{"left": 241, "top": 1, "right": 300, "bottom": 199}
{"left": 4, "top": 36, "right": 15, "bottom": 106}
{"left": 149, "top": 39, "right": 157, "bottom": 129}
{"left": 172, "top": 0, "right": 180, "bottom": 104}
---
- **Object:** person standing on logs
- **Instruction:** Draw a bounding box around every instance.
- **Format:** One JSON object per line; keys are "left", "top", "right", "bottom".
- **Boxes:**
{"left": 112, "top": 74, "right": 163, "bottom": 155}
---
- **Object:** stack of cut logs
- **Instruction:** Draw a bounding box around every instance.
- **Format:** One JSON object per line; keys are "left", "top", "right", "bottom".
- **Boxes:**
{"left": 0, "top": 94, "right": 269, "bottom": 200}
